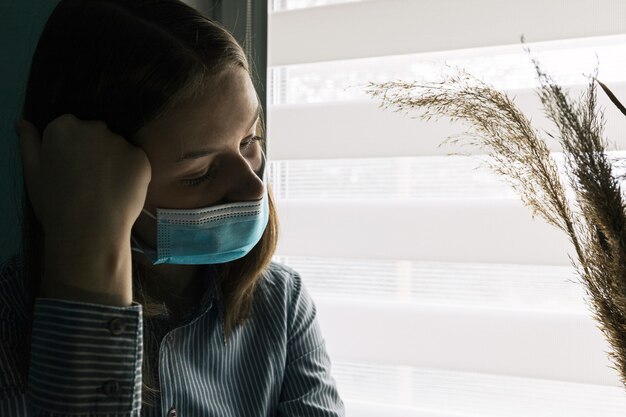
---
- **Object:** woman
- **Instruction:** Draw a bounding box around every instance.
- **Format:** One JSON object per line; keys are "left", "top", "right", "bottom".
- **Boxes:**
{"left": 1, "top": 0, "right": 345, "bottom": 416}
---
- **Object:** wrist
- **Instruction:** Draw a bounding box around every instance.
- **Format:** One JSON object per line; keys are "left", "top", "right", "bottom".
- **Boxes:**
{"left": 42, "top": 233, "right": 133, "bottom": 307}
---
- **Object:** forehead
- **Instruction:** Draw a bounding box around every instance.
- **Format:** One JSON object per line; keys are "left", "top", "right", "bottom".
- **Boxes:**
{"left": 134, "top": 67, "right": 259, "bottom": 163}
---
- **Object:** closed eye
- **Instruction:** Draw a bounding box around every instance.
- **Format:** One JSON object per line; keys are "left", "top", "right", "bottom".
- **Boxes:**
{"left": 181, "top": 166, "right": 216, "bottom": 187}
{"left": 241, "top": 135, "right": 263, "bottom": 150}
{"left": 181, "top": 136, "right": 263, "bottom": 187}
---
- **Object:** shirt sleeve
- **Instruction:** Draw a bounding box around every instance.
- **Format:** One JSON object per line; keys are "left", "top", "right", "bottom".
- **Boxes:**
{"left": 26, "top": 299, "right": 144, "bottom": 417}
{"left": 0, "top": 258, "right": 144, "bottom": 417}
{"left": 277, "top": 270, "right": 345, "bottom": 417}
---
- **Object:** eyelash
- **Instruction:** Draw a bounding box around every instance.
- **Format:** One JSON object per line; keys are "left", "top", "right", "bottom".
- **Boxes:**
{"left": 241, "top": 135, "right": 263, "bottom": 150}
{"left": 181, "top": 136, "right": 263, "bottom": 187}
{"left": 181, "top": 166, "right": 216, "bottom": 187}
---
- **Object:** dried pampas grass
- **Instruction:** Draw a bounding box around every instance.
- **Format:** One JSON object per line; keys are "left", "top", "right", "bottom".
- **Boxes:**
{"left": 364, "top": 45, "right": 626, "bottom": 388}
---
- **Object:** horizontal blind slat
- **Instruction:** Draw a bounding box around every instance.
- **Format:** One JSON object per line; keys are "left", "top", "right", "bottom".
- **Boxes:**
{"left": 315, "top": 300, "right": 620, "bottom": 386}
{"left": 274, "top": 255, "right": 584, "bottom": 312}
{"left": 274, "top": 199, "right": 573, "bottom": 265}
{"left": 269, "top": 0, "right": 626, "bottom": 65}
{"left": 267, "top": 84, "right": 626, "bottom": 159}
{"left": 344, "top": 400, "right": 467, "bottom": 417}
{"left": 337, "top": 374, "right": 626, "bottom": 416}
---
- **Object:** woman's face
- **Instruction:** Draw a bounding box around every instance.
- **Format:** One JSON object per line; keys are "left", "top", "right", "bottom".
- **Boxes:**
{"left": 131, "top": 66, "right": 264, "bottom": 246}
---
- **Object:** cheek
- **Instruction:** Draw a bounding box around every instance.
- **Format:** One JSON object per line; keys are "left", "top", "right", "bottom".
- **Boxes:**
{"left": 144, "top": 170, "right": 183, "bottom": 208}
{"left": 243, "top": 146, "right": 263, "bottom": 171}
{"left": 143, "top": 179, "right": 169, "bottom": 210}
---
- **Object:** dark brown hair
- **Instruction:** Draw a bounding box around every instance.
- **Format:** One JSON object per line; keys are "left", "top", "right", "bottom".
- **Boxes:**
{"left": 19, "top": 0, "right": 278, "bottom": 408}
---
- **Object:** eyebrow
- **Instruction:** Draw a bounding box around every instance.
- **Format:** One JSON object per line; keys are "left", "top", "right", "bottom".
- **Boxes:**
{"left": 176, "top": 103, "right": 261, "bottom": 162}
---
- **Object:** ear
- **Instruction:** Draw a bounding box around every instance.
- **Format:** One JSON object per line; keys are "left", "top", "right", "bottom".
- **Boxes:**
{"left": 16, "top": 119, "right": 45, "bottom": 225}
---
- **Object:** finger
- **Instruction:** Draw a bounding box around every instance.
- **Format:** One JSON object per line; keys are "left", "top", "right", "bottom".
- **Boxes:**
{"left": 16, "top": 119, "right": 45, "bottom": 224}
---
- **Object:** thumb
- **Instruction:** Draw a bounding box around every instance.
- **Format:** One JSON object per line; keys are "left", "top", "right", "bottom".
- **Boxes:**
{"left": 16, "top": 119, "right": 45, "bottom": 225}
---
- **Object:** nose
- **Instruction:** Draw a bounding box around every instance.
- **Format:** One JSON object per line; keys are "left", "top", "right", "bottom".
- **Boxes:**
{"left": 221, "top": 152, "right": 266, "bottom": 204}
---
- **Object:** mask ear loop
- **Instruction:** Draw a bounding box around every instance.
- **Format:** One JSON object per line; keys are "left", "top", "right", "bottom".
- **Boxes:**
{"left": 130, "top": 208, "right": 157, "bottom": 254}
{"left": 130, "top": 237, "right": 144, "bottom": 254}
{"left": 142, "top": 208, "right": 157, "bottom": 220}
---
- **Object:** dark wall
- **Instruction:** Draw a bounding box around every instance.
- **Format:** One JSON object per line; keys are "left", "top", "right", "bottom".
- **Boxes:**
{"left": 0, "top": 1, "right": 60, "bottom": 262}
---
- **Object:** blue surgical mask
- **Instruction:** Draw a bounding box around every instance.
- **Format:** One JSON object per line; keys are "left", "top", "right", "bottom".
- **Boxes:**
{"left": 131, "top": 154, "right": 269, "bottom": 265}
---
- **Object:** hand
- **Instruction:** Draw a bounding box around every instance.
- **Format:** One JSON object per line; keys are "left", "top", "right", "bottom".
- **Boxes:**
{"left": 17, "top": 114, "right": 151, "bottom": 238}
{"left": 16, "top": 114, "right": 152, "bottom": 306}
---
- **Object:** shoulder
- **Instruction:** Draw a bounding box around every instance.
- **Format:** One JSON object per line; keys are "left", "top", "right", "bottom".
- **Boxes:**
{"left": 254, "top": 261, "right": 318, "bottom": 329}
{"left": 261, "top": 261, "right": 301, "bottom": 287}
{"left": 253, "top": 261, "right": 303, "bottom": 317}
{"left": 0, "top": 254, "right": 31, "bottom": 325}
{"left": 256, "top": 262, "right": 326, "bottom": 359}
{"left": 0, "top": 254, "right": 26, "bottom": 291}
{"left": 256, "top": 261, "right": 306, "bottom": 305}
{"left": 0, "top": 254, "right": 23, "bottom": 276}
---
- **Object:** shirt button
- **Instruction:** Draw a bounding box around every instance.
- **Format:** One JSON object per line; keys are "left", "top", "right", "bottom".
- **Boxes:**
{"left": 108, "top": 318, "right": 126, "bottom": 335}
{"left": 102, "top": 380, "right": 120, "bottom": 397}
{"left": 167, "top": 406, "right": 178, "bottom": 417}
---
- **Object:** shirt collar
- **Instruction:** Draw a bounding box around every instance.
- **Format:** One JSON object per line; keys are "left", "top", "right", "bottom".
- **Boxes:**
{"left": 177, "top": 264, "right": 225, "bottom": 334}
{"left": 141, "top": 263, "right": 227, "bottom": 346}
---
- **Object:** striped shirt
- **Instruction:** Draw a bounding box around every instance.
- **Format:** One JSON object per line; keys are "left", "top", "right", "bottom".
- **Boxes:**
{"left": 0, "top": 255, "right": 345, "bottom": 417}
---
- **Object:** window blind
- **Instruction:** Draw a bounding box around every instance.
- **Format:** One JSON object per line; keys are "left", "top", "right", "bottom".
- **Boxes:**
{"left": 267, "top": 0, "right": 626, "bottom": 415}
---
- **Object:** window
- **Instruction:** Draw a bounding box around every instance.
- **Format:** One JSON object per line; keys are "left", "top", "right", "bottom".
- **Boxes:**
{"left": 267, "top": 1, "right": 626, "bottom": 415}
